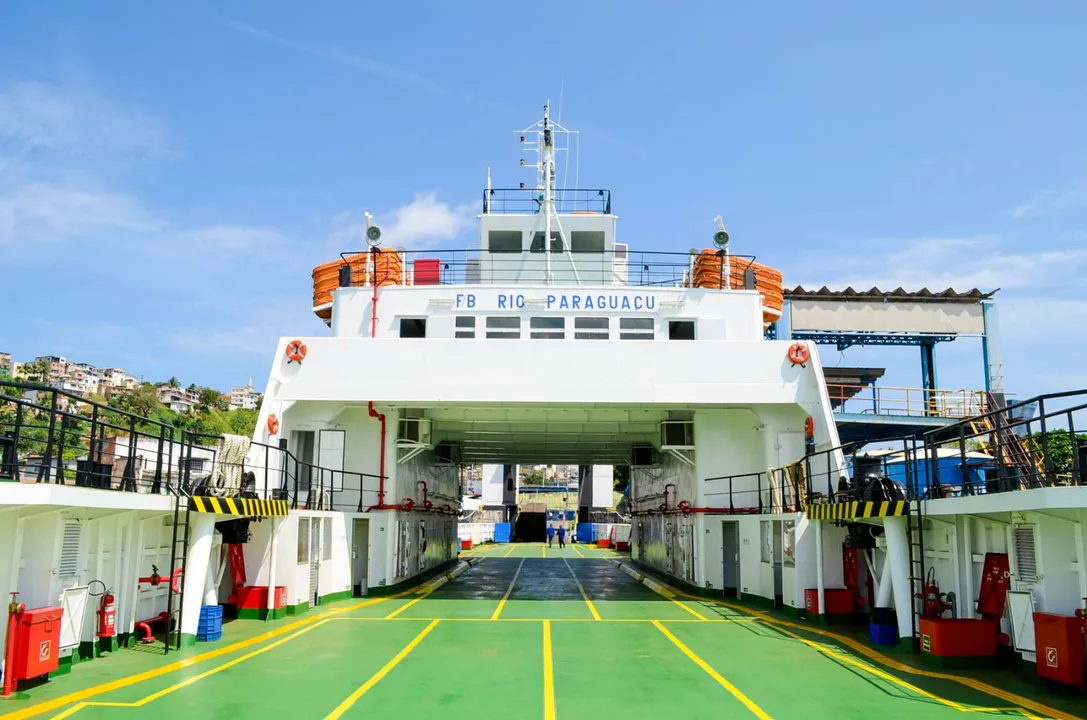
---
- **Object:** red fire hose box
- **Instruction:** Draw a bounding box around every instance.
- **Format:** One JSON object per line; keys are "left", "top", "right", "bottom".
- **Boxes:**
{"left": 235, "top": 586, "right": 288, "bottom": 610}
{"left": 1033, "top": 612, "right": 1085, "bottom": 690}
{"left": 13, "top": 607, "right": 63, "bottom": 682}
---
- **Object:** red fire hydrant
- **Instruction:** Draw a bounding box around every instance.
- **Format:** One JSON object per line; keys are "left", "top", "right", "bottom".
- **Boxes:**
{"left": 2, "top": 592, "right": 26, "bottom": 698}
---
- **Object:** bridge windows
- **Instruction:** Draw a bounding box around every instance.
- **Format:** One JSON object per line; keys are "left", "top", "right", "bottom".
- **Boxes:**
{"left": 455, "top": 316, "right": 475, "bottom": 339}
{"left": 399, "top": 318, "right": 427, "bottom": 338}
{"left": 619, "top": 317, "right": 654, "bottom": 340}
{"left": 574, "top": 317, "right": 608, "bottom": 340}
{"left": 485, "top": 316, "right": 521, "bottom": 339}
{"left": 570, "top": 231, "right": 605, "bottom": 253}
{"left": 530, "top": 317, "right": 565, "bottom": 339}
{"left": 668, "top": 320, "right": 695, "bottom": 340}
{"left": 529, "top": 231, "right": 564, "bottom": 253}
{"left": 487, "top": 230, "right": 522, "bottom": 253}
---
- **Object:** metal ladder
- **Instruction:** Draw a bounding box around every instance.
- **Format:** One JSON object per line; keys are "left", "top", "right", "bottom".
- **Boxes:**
{"left": 906, "top": 490, "right": 926, "bottom": 651}
{"left": 164, "top": 493, "right": 191, "bottom": 654}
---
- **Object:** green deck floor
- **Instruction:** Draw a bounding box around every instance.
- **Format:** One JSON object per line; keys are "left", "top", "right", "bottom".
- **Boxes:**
{"left": 1, "top": 544, "right": 1082, "bottom": 720}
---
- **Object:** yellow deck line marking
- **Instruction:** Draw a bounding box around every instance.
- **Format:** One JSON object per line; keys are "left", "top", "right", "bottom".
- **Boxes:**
{"left": 323, "top": 619, "right": 440, "bottom": 720}
{"left": 48, "top": 619, "right": 335, "bottom": 720}
{"left": 572, "top": 545, "right": 585, "bottom": 559}
{"left": 543, "top": 620, "right": 556, "bottom": 720}
{"left": 503, "top": 545, "right": 516, "bottom": 557}
{"left": 1, "top": 575, "right": 442, "bottom": 720}
{"left": 384, "top": 593, "right": 429, "bottom": 619}
{"left": 542, "top": 544, "right": 547, "bottom": 558}
{"left": 491, "top": 557, "right": 525, "bottom": 620}
{"left": 672, "top": 599, "right": 711, "bottom": 621}
{"left": 629, "top": 564, "right": 1074, "bottom": 720}
{"left": 771, "top": 623, "right": 1014, "bottom": 715}
{"left": 562, "top": 558, "right": 601, "bottom": 620}
{"left": 653, "top": 620, "right": 773, "bottom": 719}
{"left": 330, "top": 616, "right": 759, "bottom": 623}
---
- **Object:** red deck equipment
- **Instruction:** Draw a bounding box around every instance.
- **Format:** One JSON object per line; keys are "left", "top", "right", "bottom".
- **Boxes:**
{"left": 1032, "top": 612, "right": 1086, "bottom": 690}
{"left": 412, "top": 258, "right": 441, "bottom": 286}
{"left": 6, "top": 606, "right": 63, "bottom": 691}
{"left": 919, "top": 618, "right": 998, "bottom": 658}
{"left": 804, "top": 588, "right": 856, "bottom": 617}
{"left": 236, "top": 586, "right": 288, "bottom": 611}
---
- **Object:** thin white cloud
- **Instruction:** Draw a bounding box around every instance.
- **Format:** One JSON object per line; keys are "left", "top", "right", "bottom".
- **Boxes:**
{"left": 0, "top": 80, "right": 170, "bottom": 158}
{"left": 1011, "top": 189, "right": 1081, "bottom": 220}
{"left": 219, "top": 17, "right": 446, "bottom": 96}
{"left": 330, "top": 192, "right": 476, "bottom": 251}
{"left": 184, "top": 225, "right": 287, "bottom": 254}
{"left": 0, "top": 182, "right": 160, "bottom": 252}
{"left": 791, "top": 236, "right": 1087, "bottom": 292}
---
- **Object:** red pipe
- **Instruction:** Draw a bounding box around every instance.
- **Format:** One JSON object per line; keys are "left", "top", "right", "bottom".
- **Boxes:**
{"left": 370, "top": 249, "right": 380, "bottom": 339}
{"left": 418, "top": 481, "right": 433, "bottom": 510}
{"left": 661, "top": 483, "right": 676, "bottom": 513}
{"left": 134, "top": 612, "right": 168, "bottom": 644}
{"left": 368, "top": 401, "right": 387, "bottom": 507}
{"left": 2, "top": 597, "right": 24, "bottom": 697}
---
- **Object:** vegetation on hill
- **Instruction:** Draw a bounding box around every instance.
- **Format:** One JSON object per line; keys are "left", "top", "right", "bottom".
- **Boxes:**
{"left": 0, "top": 381, "right": 259, "bottom": 461}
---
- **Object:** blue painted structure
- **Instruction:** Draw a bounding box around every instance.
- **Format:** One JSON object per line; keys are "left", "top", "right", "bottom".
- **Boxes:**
{"left": 881, "top": 451, "right": 995, "bottom": 495}
{"left": 494, "top": 522, "right": 512, "bottom": 543}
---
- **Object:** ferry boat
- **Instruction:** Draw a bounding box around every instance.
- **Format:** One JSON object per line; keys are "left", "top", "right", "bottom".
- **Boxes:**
{"left": 0, "top": 103, "right": 1085, "bottom": 719}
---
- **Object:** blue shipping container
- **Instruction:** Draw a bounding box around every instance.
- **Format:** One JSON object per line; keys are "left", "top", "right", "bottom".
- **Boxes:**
{"left": 494, "top": 523, "right": 512, "bottom": 543}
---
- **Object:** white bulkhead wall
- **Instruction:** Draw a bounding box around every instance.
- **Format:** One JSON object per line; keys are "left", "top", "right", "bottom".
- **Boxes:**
{"left": 331, "top": 285, "right": 764, "bottom": 342}
{"left": 0, "top": 508, "right": 179, "bottom": 655}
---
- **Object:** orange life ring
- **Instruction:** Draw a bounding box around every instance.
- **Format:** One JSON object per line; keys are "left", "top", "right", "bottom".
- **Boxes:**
{"left": 787, "top": 342, "right": 810, "bottom": 366}
{"left": 286, "top": 339, "right": 307, "bottom": 363}
{"left": 267, "top": 414, "right": 280, "bottom": 435}
{"left": 171, "top": 568, "right": 183, "bottom": 594}
{"left": 804, "top": 416, "right": 815, "bottom": 439}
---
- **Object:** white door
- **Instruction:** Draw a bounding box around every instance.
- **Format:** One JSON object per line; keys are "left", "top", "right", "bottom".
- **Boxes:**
{"left": 310, "top": 519, "right": 321, "bottom": 606}
{"left": 59, "top": 586, "right": 90, "bottom": 650}
{"left": 317, "top": 429, "right": 345, "bottom": 495}
{"left": 352, "top": 519, "right": 369, "bottom": 596}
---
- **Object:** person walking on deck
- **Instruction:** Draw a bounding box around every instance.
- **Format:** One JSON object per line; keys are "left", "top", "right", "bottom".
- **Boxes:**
{"left": 557, "top": 524, "right": 566, "bottom": 549}
{"left": 547, "top": 524, "right": 555, "bottom": 547}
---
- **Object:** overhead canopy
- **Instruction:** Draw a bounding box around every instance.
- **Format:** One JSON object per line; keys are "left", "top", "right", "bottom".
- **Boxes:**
{"left": 787, "top": 286, "right": 994, "bottom": 336}
{"left": 785, "top": 286, "right": 996, "bottom": 303}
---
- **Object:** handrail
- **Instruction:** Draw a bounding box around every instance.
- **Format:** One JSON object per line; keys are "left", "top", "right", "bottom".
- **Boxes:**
{"left": 0, "top": 381, "right": 391, "bottom": 512}
{"left": 827, "top": 384, "right": 989, "bottom": 419}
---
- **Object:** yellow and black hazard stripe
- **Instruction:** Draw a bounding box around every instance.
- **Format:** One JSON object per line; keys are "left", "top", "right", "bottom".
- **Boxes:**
{"left": 806, "top": 500, "right": 907, "bottom": 521}
{"left": 189, "top": 496, "right": 290, "bottom": 518}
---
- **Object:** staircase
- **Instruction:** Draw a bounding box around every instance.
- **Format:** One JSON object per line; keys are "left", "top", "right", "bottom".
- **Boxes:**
{"left": 967, "top": 394, "right": 1043, "bottom": 489}
{"left": 164, "top": 493, "right": 191, "bottom": 654}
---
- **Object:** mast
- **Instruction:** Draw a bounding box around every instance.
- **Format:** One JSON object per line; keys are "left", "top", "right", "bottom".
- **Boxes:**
{"left": 543, "top": 102, "right": 554, "bottom": 283}
{"left": 519, "top": 102, "right": 580, "bottom": 285}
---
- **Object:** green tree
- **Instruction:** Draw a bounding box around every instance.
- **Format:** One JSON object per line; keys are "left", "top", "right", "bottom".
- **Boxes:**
{"left": 1026, "top": 429, "right": 1087, "bottom": 474}
{"left": 522, "top": 470, "right": 546, "bottom": 485}
{"left": 22, "top": 359, "right": 51, "bottom": 383}
{"left": 197, "top": 387, "right": 229, "bottom": 412}
{"left": 226, "top": 408, "right": 258, "bottom": 436}
{"left": 167, "top": 377, "right": 179, "bottom": 388}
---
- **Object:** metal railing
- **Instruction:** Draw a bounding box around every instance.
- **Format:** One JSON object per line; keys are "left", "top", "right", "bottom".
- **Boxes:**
{"left": 336, "top": 248, "right": 761, "bottom": 290}
{"left": 482, "top": 188, "right": 612, "bottom": 215}
{"left": 0, "top": 381, "right": 385, "bottom": 512}
{"left": 827, "top": 384, "right": 988, "bottom": 419}
{"left": 925, "top": 390, "right": 1087, "bottom": 494}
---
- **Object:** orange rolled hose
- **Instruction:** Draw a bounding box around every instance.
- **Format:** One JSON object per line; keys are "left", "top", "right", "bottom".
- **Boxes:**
{"left": 311, "top": 250, "right": 405, "bottom": 321}
{"left": 691, "top": 250, "right": 784, "bottom": 325}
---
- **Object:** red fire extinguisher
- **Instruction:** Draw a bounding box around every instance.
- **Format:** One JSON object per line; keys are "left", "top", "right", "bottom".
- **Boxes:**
{"left": 917, "top": 568, "right": 949, "bottom": 618}
{"left": 97, "top": 592, "right": 116, "bottom": 638}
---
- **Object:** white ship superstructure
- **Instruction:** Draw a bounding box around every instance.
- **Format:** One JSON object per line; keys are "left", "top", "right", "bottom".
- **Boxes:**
{"left": 0, "top": 103, "right": 1084, "bottom": 700}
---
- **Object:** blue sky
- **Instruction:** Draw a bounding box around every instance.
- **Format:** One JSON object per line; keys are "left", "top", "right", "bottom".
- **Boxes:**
{"left": 1, "top": 1, "right": 1085, "bottom": 397}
